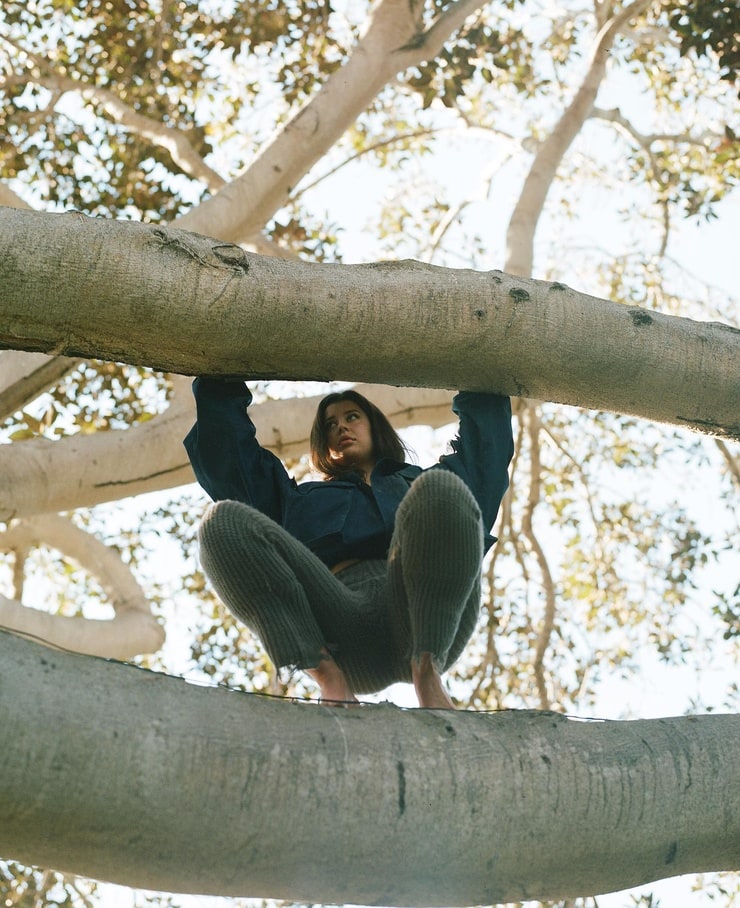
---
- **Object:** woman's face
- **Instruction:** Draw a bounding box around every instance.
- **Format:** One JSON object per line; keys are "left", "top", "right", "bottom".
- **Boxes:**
{"left": 324, "top": 400, "right": 375, "bottom": 476}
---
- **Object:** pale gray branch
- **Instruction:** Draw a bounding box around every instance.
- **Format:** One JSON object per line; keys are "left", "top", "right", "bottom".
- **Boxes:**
{"left": 175, "top": 0, "right": 489, "bottom": 243}
{"left": 2, "top": 631, "right": 738, "bottom": 905}
{"left": 2, "top": 210, "right": 736, "bottom": 440}
{"left": 0, "top": 351, "right": 82, "bottom": 419}
{"left": 0, "top": 34, "right": 224, "bottom": 192}
{"left": 715, "top": 438, "right": 740, "bottom": 487}
{"left": 0, "top": 515, "right": 164, "bottom": 657}
{"left": 506, "top": 0, "right": 651, "bottom": 278}
{"left": 522, "top": 404, "right": 557, "bottom": 710}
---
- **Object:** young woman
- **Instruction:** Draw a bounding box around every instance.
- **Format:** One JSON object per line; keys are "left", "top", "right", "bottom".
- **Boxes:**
{"left": 184, "top": 379, "right": 514, "bottom": 708}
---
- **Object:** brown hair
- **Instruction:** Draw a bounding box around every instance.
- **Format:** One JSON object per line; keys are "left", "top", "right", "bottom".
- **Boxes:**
{"left": 310, "top": 390, "right": 409, "bottom": 479}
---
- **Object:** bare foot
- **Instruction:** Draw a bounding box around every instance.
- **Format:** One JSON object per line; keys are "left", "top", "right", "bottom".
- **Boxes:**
{"left": 306, "top": 649, "right": 359, "bottom": 705}
{"left": 412, "top": 653, "right": 456, "bottom": 709}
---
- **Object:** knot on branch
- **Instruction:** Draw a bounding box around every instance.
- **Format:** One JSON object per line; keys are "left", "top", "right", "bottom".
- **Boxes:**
{"left": 149, "top": 229, "right": 250, "bottom": 275}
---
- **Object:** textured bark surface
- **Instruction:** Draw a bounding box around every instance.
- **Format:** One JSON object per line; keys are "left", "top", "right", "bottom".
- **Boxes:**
{"left": 1, "top": 632, "right": 738, "bottom": 905}
{"left": 1, "top": 209, "right": 738, "bottom": 438}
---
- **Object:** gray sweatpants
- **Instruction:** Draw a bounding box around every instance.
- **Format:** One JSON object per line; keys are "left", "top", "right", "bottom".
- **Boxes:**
{"left": 197, "top": 469, "right": 484, "bottom": 694}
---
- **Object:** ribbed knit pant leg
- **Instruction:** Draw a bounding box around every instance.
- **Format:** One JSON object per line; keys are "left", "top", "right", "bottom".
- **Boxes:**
{"left": 387, "top": 469, "right": 484, "bottom": 673}
{"left": 197, "top": 499, "right": 399, "bottom": 693}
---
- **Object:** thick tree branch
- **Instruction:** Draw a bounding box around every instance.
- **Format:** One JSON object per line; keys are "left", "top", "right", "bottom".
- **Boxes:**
{"left": 0, "top": 194, "right": 81, "bottom": 418}
{"left": 0, "top": 374, "right": 195, "bottom": 522}
{"left": 1, "top": 209, "right": 737, "bottom": 440}
{"left": 2, "top": 631, "right": 738, "bottom": 905}
{"left": 0, "top": 364, "right": 454, "bottom": 520}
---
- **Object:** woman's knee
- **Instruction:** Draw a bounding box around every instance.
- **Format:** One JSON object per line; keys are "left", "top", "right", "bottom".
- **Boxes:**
{"left": 198, "top": 499, "right": 268, "bottom": 555}
{"left": 400, "top": 469, "right": 482, "bottom": 527}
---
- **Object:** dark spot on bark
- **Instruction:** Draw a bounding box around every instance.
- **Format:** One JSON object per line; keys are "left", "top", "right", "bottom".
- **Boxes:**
{"left": 212, "top": 244, "right": 250, "bottom": 273}
{"left": 397, "top": 760, "right": 406, "bottom": 816}
{"left": 509, "top": 287, "right": 530, "bottom": 303}
{"left": 665, "top": 840, "right": 678, "bottom": 864}
{"left": 474, "top": 309, "right": 485, "bottom": 319}
{"left": 445, "top": 723, "right": 456, "bottom": 736}
{"left": 541, "top": 754, "right": 551, "bottom": 765}
{"left": 630, "top": 309, "right": 653, "bottom": 327}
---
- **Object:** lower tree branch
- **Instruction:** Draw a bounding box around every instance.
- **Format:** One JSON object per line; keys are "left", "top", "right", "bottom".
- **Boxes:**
{"left": 0, "top": 514, "right": 164, "bottom": 658}
{"left": 2, "top": 631, "right": 738, "bottom": 905}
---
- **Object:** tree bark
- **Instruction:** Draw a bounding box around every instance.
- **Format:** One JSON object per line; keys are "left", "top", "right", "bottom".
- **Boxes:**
{"left": 1, "top": 631, "right": 738, "bottom": 905}
{"left": 0, "top": 351, "right": 82, "bottom": 421}
{"left": 0, "top": 515, "right": 164, "bottom": 658}
{"left": 1, "top": 208, "right": 737, "bottom": 438}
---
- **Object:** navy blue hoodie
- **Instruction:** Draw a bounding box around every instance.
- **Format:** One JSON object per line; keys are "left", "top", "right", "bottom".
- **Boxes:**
{"left": 184, "top": 379, "right": 513, "bottom": 569}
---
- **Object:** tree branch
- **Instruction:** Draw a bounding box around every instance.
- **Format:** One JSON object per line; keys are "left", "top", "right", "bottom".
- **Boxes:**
{"left": 0, "top": 358, "right": 454, "bottom": 520}
{"left": 0, "top": 181, "right": 32, "bottom": 209}
{"left": 0, "top": 35, "right": 224, "bottom": 192}
{"left": 0, "top": 351, "right": 82, "bottom": 420}
{"left": 406, "top": 0, "right": 488, "bottom": 59}
{"left": 715, "top": 438, "right": 740, "bottom": 487}
{"left": 0, "top": 515, "right": 164, "bottom": 658}
{"left": 2, "top": 209, "right": 737, "bottom": 440}
{"left": 174, "top": 0, "right": 488, "bottom": 243}
{"left": 2, "top": 631, "right": 739, "bottom": 905}
{"left": 293, "top": 128, "right": 438, "bottom": 201}
{"left": 506, "top": 0, "right": 651, "bottom": 277}
{"left": 522, "top": 404, "right": 557, "bottom": 709}
{"left": 591, "top": 105, "right": 716, "bottom": 147}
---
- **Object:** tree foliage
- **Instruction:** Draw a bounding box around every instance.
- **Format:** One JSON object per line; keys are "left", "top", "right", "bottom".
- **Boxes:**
{"left": 0, "top": 0, "right": 738, "bottom": 905}
{"left": 669, "top": 0, "right": 740, "bottom": 93}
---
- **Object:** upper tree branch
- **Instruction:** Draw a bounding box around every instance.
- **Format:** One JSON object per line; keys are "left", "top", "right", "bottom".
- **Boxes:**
{"left": 175, "top": 0, "right": 488, "bottom": 243}
{"left": 0, "top": 35, "right": 225, "bottom": 192}
{"left": 505, "top": 0, "right": 652, "bottom": 278}
{"left": 1, "top": 208, "right": 738, "bottom": 439}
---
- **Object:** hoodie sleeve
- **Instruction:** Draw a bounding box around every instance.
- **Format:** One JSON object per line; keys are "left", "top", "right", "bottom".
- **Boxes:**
{"left": 183, "top": 377, "right": 295, "bottom": 523}
{"left": 436, "top": 391, "right": 514, "bottom": 547}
